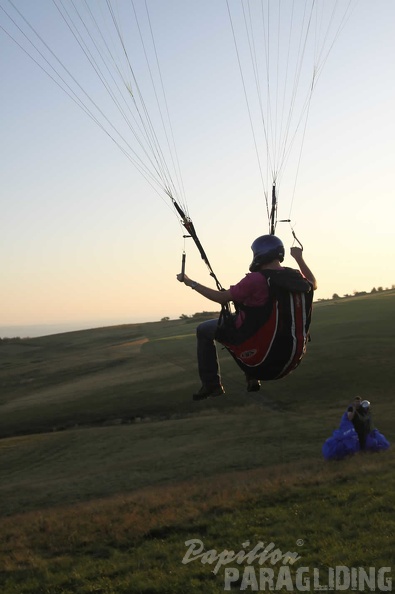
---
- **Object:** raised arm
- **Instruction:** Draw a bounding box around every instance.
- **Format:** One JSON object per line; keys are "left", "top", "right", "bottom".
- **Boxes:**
{"left": 290, "top": 247, "right": 317, "bottom": 290}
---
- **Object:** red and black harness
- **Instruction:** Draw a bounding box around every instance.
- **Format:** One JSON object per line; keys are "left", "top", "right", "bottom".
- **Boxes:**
{"left": 216, "top": 268, "right": 313, "bottom": 380}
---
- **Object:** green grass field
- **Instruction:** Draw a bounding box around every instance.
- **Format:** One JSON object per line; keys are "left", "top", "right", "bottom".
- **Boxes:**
{"left": 1, "top": 292, "right": 394, "bottom": 593}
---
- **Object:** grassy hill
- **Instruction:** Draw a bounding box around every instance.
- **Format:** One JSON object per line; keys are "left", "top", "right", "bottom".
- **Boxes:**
{"left": 1, "top": 292, "right": 394, "bottom": 593}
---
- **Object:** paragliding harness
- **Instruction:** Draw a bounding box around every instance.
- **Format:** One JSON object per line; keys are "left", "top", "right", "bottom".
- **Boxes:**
{"left": 173, "top": 184, "right": 312, "bottom": 381}
{"left": 215, "top": 268, "right": 313, "bottom": 381}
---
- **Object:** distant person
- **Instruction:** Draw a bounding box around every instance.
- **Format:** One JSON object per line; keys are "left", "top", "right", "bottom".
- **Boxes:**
{"left": 176, "top": 235, "right": 317, "bottom": 400}
{"left": 356, "top": 399, "right": 390, "bottom": 453}
{"left": 347, "top": 396, "right": 370, "bottom": 449}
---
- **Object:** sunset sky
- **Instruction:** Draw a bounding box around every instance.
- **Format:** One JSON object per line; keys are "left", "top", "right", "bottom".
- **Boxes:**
{"left": 1, "top": 1, "right": 394, "bottom": 336}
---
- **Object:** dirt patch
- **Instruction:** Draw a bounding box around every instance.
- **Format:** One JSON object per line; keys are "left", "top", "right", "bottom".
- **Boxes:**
{"left": 115, "top": 338, "right": 149, "bottom": 353}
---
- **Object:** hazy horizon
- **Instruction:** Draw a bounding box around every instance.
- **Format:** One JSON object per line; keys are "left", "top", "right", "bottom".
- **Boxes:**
{"left": 3, "top": 285, "right": 395, "bottom": 339}
{"left": 0, "top": 317, "right": 160, "bottom": 339}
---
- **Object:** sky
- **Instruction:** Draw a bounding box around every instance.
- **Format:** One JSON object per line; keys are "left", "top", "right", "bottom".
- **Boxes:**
{"left": 1, "top": 0, "right": 394, "bottom": 336}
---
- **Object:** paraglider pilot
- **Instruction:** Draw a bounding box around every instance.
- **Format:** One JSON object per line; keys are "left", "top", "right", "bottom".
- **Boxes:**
{"left": 177, "top": 235, "right": 317, "bottom": 400}
{"left": 347, "top": 396, "right": 372, "bottom": 449}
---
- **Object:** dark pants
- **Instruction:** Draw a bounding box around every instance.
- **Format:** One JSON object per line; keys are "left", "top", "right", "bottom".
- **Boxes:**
{"left": 196, "top": 319, "right": 221, "bottom": 387}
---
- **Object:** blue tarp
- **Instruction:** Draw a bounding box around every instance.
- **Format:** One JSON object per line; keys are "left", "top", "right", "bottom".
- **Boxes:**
{"left": 365, "top": 429, "right": 390, "bottom": 452}
{"left": 322, "top": 413, "right": 360, "bottom": 460}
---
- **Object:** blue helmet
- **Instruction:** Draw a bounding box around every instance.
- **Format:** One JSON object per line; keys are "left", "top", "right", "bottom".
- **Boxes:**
{"left": 249, "top": 235, "right": 285, "bottom": 271}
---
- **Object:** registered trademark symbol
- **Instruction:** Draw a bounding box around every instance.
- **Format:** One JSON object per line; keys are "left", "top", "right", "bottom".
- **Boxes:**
{"left": 296, "top": 539, "right": 304, "bottom": 547}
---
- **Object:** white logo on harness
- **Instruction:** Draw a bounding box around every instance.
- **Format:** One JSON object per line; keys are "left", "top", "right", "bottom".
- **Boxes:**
{"left": 240, "top": 349, "right": 257, "bottom": 360}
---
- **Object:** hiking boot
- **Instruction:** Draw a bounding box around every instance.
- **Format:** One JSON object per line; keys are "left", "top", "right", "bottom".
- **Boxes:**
{"left": 246, "top": 379, "right": 261, "bottom": 392}
{"left": 192, "top": 384, "right": 225, "bottom": 401}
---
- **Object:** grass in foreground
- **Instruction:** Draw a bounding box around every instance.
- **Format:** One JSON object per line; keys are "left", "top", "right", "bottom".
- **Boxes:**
{"left": 1, "top": 450, "right": 394, "bottom": 593}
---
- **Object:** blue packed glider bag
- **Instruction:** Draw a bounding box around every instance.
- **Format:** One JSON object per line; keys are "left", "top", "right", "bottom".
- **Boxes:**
{"left": 216, "top": 268, "right": 313, "bottom": 380}
{"left": 322, "top": 414, "right": 360, "bottom": 460}
{"left": 365, "top": 429, "right": 390, "bottom": 452}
